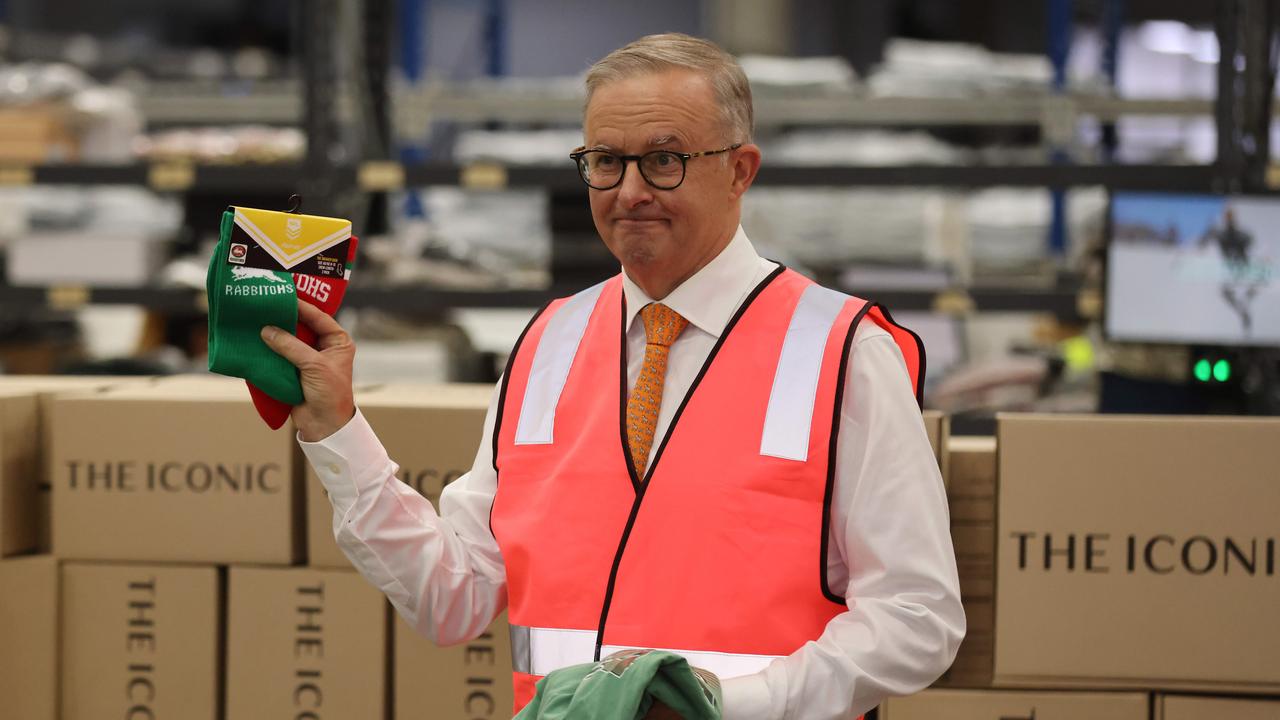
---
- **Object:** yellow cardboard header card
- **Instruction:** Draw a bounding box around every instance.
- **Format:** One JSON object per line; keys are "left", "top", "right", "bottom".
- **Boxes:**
{"left": 231, "top": 207, "right": 351, "bottom": 271}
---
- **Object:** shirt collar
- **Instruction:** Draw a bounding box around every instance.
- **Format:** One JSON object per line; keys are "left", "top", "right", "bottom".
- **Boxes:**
{"left": 621, "top": 225, "right": 761, "bottom": 339}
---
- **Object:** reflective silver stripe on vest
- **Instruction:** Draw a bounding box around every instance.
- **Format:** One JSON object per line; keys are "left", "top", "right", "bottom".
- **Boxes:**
{"left": 759, "top": 285, "right": 852, "bottom": 462}
{"left": 509, "top": 625, "right": 781, "bottom": 679}
{"left": 509, "top": 625, "right": 597, "bottom": 675}
{"left": 514, "top": 281, "right": 606, "bottom": 445}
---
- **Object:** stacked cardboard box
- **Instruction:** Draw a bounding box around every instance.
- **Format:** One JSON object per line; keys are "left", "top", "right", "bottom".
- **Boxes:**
{"left": 306, "top": 383, "right": 493, "bottom": 569}
{"left": 396, "top": 610, "right": 515, "bottom": 720}
{"left": 913, "top": 414, "right": 1280, "bottom": 716}
{"left": 0, "top": 375, "right": 154, "bottom": 553}
{"left": 0, "top": 555, "right": 59, "bottom": 719}
{"left": 994, "top": 414, "right": 1280, "bottom": 692}
{"left": 225, "top": 567, "right": 388, "bottom": 720}
{"left": 881, "top": 688, "right": 1149, "bottom": 720}
{"left": 1156, "top": 694, "right": 1280, "bottom": 720}
{"left": 0, "top": 388, "right": 41, "bottom": 557}
{"left": 51, "top": 382, "right": 305, "bottom": 563}
{"left": 61, "top": 562, "right": 221, "bottom": 720}
{"left": 923, "top": 410, "right": 948, "bottom": 474}
{"left": 0, "top": 376, "right": 160, "bottom": 720}
{"left": 936, "top": 435, "right": 997, "bottom": 688}
{"left": 304, "top": 383, "right": 517, "bottom": 720}
{"left": 42, "top": 380, "right": 305, "bottom": 716}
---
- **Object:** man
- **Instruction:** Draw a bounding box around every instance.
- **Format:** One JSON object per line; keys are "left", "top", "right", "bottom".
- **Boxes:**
{"left": 1198, "top": 207, "right": 1265, "bottom": 336}
{"left": 264, "top": 33, "right": 963, "bottom": 720}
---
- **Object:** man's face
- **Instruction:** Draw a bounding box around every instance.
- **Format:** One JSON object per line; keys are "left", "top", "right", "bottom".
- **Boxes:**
{"left": 583, "top": 70, "right": 746, "bottom": 288}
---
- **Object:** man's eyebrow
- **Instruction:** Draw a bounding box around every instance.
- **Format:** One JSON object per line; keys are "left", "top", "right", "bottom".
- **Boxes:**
{"left": 585, "top": 142, "right": 613, "bottom": 152}
{"left": 649, "top": 135, "right": 678, "bottom": 147}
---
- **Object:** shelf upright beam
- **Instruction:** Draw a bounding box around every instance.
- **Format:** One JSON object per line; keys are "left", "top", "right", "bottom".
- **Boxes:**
{"left": 1215, "top": 0, "right": 1244, "bottom": 192}
{"left": 1046, "top": 0, "right": 1074, "bottom": 258}
{"left": 1100, "top": 0, "right": 1125, "bottom": 162}
{"left": 484, "top": 0, "right": 507, "bottom": 78}
{"left": 1240, "top": 0, "right": 1278, "bottom": 192}
{"left": 398, "top": 0, "right": 429, "bottom": 218}
{"left": 298, "top": 0, "right": 343, "bottom": 215}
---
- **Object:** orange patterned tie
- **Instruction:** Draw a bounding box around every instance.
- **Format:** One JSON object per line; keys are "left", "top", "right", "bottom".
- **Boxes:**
{"left": 626, "top": 303, "right": 689, "bottom": 478}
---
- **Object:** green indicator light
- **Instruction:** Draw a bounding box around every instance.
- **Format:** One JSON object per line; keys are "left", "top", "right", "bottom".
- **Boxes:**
{"left": 1213, "top": 359, "right": 1232, "bottom": 383}
{"left": 1194, "top": 359, "right": 1212, "bottom": 382}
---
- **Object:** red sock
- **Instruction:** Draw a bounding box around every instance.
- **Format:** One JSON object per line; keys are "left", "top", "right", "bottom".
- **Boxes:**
{"left": 248, "top": 236, "right": 359, "bottom": 429}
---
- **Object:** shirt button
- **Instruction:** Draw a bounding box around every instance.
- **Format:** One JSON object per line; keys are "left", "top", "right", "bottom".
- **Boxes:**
{"left": 326, "top": 463, "right": 341, "bottom": 475}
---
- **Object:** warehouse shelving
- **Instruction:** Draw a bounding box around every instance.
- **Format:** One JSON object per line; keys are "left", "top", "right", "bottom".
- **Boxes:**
{"left": 0, "top": 160, "right": 1223, "bottom": 192}
{"left": 0, "top": 277, "right": 1094, "bottom": 322}
{"left": 3, "top": 0, "right": 1271, "bottom": 327}
{"left": 136, "top": 79, "right": 1247, "bottom": 131}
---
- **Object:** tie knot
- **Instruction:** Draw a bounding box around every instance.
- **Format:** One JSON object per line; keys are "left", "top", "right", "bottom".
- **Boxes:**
{"left": 640, "top": 303, "right": 688, "bottom": 348}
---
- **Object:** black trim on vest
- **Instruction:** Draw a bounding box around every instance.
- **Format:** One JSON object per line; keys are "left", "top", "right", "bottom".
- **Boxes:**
{"left": 592, "top": 264, "right": 787, "bottom": 661}
{"left": 488, "top": 300, "right": 554, "bottom": 536}
{"left": 820, "top": 300, "right": 876, "bottom": 604}
{"left": 617, "top": 290, "right": 643, "bottom": 494}
{"left": 870, "top": 302, "right": 928, "bottom": 410}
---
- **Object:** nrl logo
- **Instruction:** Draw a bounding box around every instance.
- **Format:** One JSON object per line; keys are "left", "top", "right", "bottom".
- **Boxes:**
{"left": 286, "top": 217, "right": 303, "bottom": 241}
{"left": 231, "top": 266, "right": 289, "bottom": 283}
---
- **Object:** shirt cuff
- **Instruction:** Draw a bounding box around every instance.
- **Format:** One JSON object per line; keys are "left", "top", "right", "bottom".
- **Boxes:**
{"left": 297, "top": 409, "right": 392, "bottom": 512}
{"left": 721, "top": 672, "right": 775, "bottom": 720}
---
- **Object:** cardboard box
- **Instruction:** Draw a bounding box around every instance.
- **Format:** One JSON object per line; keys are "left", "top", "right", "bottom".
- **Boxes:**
{"left": 0, "top": 390, "right": 40, "bottom": 556}
{"left": 946, "top": 436, "right": 997, "bottom": 497}
{"left": 936, "top": 600, "right": 996, "bottom": 687}
{"left": 951, "top": 523, "right": 994, "bottom": 561}
{"left": 1157, "top": 694, "right": 1280, "bottom": 720}
{"left": 309, "top": 383, "right": 493, "bottom": 569}
{"left": 957, "top": 556, "right": 994, "bottom": 599}
{"left": 0, "top": 105, "right": 78, "bottom": 163}
{"left": 61, "top": 562, "right": 220, "bottom": 720}
{"left": 226, "top": 567, "right": 388, "bottom": 720}
{"left": 52, "top": 383, "right": 303, "bottom": 563}
{"left": 937, "top": 631, "right": 994, "bottom": 688}
{"left": 946, "top": 436, "right": 996, "bottom": 523}
{"left": 923, "top": 410, "right": 948, "bottom": 475}
{"left": 0, "top": 555, "right": 59, "bottom": 720}
{"left": 995, "top": 414, "right": 1280, "bottom": 692}
{"left": 395, "top": 611, "right": 513, "bottom": 720}
{"left": 0, "top": 376, "right": 155, "bottom": 552}
{"left": 882, "top": 689, "right": 1149, "bottom": 720}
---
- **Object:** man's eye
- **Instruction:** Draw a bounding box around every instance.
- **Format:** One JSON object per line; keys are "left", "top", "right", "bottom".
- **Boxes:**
{"left": 595, "top": 155, "right": 618, "bottom": 166}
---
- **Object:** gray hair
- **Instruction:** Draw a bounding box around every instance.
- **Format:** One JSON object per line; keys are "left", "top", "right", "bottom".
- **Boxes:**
{"left": 584, "top": 33, "right": 754, "bottom": 143}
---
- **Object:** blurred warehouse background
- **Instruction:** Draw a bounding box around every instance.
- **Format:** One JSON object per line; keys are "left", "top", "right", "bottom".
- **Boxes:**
{"left": 0, "top": 0, "right": 1276, "bottom": 423}
{"left": 3, "top": 3, "right": 1280, "bottom": 720}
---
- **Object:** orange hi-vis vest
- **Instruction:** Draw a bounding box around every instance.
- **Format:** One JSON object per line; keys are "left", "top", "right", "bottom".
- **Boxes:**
{"left": 491, "top": 267, "right": 924, "bottom": 714}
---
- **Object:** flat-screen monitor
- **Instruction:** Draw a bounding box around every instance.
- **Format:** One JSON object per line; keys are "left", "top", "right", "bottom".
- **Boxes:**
{"left": 1107, "top": 192, "right": 1280, "bottom": 347}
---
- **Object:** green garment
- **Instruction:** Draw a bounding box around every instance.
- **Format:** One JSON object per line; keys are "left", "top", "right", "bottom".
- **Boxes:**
{"left": 515, "top": 649, "right": 722, "bottom": 720}
{"left": 206, "top": 209, "right": 303, "bottom": 404}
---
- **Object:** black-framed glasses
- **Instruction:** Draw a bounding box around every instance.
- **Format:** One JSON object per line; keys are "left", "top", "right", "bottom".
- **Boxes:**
{"left": 569, "top": 144, "right": 742, "bottom": 190}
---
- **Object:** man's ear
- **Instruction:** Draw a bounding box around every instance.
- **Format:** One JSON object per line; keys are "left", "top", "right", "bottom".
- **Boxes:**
{"left": 729, "top": 143, "right": 762, "bottom": 201}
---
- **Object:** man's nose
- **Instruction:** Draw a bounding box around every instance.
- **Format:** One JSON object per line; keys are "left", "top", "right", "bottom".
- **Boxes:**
{"left": 615, "top": 162, "right": 654, "bottom": 209}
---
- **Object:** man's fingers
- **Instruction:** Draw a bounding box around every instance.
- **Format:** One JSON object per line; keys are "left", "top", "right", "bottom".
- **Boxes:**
{"left": 260, "top": 325, "right": 320, "bottom": 367}
{"left": 296, "top": 299, "right": 349, "bottom": 343}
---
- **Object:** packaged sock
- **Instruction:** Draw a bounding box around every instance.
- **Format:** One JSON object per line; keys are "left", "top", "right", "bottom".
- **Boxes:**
{"left": 246, "top": 235, "right": 359, "bottom": 429}
{"left": 206, "top": 206, "right": 353, "bottom": 410}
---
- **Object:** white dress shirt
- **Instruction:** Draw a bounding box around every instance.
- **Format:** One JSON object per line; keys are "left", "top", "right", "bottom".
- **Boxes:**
{"left": 300, "top": 226, "right": 965, "bottom": 720}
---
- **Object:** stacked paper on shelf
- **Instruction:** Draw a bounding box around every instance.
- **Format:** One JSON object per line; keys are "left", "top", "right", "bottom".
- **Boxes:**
{"left": 743, "top": 188, "right": 947, "bottom": 266}
{"left": 7, "top": 188, "right": 181, "bottom": 287}
{"left": 764, "top": 129, "right": 972, "bottom": 166}
{"left": 453, "top": 129, "right": 584, "bottom": 166}
{"left": 737, "top": 54, "right": 857, "bottom": 90}
{"left": 869, "top": 39, "right": 1052, "bottom": 97}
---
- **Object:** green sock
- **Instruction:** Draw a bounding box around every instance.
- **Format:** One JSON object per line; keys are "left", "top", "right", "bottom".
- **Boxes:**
{"left": 206, "top": 210, "right": 304, "bottom": 405}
